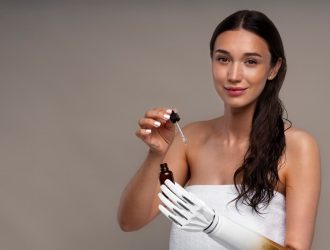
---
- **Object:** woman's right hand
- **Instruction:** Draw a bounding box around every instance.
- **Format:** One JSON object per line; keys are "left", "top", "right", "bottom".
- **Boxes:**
{"left": 135, "top": 108, "right": 175, "bottom": 155}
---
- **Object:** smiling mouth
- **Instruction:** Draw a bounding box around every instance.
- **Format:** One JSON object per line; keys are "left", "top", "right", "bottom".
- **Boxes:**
{"left": 224, "top": 87, "right": 248, "bottom": 91}
{"left": 224, "top": 87, "right": 248, "bottom": 96}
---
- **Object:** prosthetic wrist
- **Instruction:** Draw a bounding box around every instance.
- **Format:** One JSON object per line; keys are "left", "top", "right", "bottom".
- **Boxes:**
{"left": 159, "top": 180, "right": 287, "bottom": 250}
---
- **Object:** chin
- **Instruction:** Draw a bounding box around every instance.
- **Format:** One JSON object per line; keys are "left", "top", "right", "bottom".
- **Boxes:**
{"left": 223, "top": 98, "right": 257, "bottom": 110}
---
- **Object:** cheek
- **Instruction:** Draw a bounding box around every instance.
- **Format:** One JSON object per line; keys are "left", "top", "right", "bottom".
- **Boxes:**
{"left": 245, "top": 67, "right": 269, "bottom": 87}
{"left": 212, "top": 67, "right": 227, "bottom": 99}
{"left": 212, "top": 65, "right": 226, "bottom": 82}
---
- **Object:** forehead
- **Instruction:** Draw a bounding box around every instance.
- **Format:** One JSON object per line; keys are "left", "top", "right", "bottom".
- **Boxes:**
{"left": 214, "top": 29, "right": 270, "bottom": 57}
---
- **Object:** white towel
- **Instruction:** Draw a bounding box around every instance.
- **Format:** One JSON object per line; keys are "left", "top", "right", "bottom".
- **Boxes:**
{"left": 169, "top": 185, "right": 286, "bottom": 250}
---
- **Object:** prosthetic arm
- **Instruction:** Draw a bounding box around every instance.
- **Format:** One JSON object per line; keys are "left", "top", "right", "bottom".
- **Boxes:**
{"left": 158, "top": 180, "right": 289, "bottom": 250}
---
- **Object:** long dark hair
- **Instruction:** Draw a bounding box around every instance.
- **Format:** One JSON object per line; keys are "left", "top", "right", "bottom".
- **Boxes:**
{"left": 210, "top": 10, "right": 290, "bottom": 213}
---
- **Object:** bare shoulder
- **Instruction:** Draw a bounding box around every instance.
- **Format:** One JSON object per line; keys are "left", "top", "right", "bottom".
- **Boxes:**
{"left": 283, "top": 126, "right": 321, "bottom": 248}
{"left": 284, "top": 125, "right": 321, "bottom": 185}
{"left": 285, "top": 126, "right": 319, "bottom": 156}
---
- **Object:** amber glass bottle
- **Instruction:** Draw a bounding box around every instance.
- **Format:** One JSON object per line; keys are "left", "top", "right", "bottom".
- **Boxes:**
{"left": 159, "top": 163, "right": 174, "bottom": 185}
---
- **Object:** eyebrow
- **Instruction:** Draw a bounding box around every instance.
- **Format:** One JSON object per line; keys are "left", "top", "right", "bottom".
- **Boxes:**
{"left": 214, "top": 49, "right": 262, "bottom": 58}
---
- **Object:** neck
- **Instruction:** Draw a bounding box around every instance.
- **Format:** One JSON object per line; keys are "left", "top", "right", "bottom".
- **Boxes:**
{"left": 220, "top": 103, "right": 256, "bottom": 145}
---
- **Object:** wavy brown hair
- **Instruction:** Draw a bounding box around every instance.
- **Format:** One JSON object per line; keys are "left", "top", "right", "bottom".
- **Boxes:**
{"left": 210, "top": 10, "right": 290, "bottom": 213}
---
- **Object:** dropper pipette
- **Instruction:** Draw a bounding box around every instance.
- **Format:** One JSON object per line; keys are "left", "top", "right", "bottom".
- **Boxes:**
{"left": 170, "top": 111, "right": 188, "bottom": 144}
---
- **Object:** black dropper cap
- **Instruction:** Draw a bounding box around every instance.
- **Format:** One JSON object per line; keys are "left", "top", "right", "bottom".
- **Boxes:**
{"left": 170, "top": 111, "right": 180, "bottom": 123}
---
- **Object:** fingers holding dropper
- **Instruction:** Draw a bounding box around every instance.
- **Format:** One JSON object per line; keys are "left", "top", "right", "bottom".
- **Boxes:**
{"left": 135, "top": 108, "right": 188, "bottom": 146}
{"left": 144, "top": 108, "right": 173, "bottom": 124}
{"left": 135, "top": 108, "right": 174, "bottom": 144}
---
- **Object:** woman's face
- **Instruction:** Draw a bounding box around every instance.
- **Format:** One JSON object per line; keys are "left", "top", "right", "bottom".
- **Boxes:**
{"left": 212, "top": 29, "right": 275, "bottom": 110}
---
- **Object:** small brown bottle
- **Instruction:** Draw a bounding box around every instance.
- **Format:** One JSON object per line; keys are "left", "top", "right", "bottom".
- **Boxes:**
{"left": 159, "top": 163, "right": 174, "bottom": 185}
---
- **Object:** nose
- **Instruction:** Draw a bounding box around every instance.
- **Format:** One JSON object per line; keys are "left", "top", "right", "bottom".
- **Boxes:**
{"left": 227, "top": 62, "right": 242, "bottom": 83}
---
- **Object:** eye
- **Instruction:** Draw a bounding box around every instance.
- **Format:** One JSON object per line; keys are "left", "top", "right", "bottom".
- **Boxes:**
{"left": 245, "top": 59, "right": 257, "bottom": 65}
{"left": 216, "top": 56, "right": 230, "bottom": 64}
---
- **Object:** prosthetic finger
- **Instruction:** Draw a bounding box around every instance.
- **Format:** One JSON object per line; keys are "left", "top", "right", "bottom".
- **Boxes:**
{"left": 159, "top": 204, "right": 185, "bottom": 227}
{"left": 159, "top": 182, "right": 217, "bottom": 231}
{"left": 159, "top": 203, "right": 214, "bottom": 232}
{"left": 164, "top": 180, "right": 214, "bottom": 218}
{"left": 160, "top": 184, "right": 194, "bottom": 212}
{"left": 164, "top": 180, "right": 199, "bottom": 206}
{"left": 158, "top": 193, "right": 190, "bottom": 220}
{"left": 159, "top": 191, "right": 214, "bottom": 231}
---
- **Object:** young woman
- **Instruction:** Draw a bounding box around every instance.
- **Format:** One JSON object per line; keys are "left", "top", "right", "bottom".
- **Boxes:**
{"left": 117, "top": 10, "right": 320, "bottom": 250}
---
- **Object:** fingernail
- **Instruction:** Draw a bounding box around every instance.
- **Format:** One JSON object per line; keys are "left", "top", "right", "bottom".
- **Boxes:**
{"left": 145, "top": 129, "right": 152, "bottom": 134}
{"left": 166, "top": 109, "right": 172, "bottom": 114}
{"left": 164, "top": 114, "right": 170, "bottom": 120}
{"left": 154, "top": 121, "right": 161, "bottom": 127}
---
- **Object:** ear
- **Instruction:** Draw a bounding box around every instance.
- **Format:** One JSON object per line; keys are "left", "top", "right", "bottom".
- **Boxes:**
{"left": 268, "top": 58, "right": 282, "bottom": 80}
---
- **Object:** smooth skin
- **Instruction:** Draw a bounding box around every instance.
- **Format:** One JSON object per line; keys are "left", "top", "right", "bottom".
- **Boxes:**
{"left": 117, "top": 29, "right": 320, "bottom": 250}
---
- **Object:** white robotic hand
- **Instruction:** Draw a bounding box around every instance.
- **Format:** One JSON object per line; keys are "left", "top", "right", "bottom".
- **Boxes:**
{"left": 158, "top": 179, "right": 218, "bottom": 233}
{"left": 158, "top": 180, "right": 287, "bottom": 250}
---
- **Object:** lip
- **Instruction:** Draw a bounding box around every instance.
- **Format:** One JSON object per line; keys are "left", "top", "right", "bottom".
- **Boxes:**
{"left": 224, "top": 86, "right": 248, "bottom": 97}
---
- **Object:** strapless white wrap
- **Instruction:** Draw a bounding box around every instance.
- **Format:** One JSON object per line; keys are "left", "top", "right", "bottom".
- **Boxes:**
{"left": 169, "top": 185, "right": 286, "bottom": 250}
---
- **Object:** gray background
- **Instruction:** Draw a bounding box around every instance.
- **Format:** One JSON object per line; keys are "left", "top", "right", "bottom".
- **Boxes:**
{"left": 0, "top": 1, "right": 329, "bottom": 249}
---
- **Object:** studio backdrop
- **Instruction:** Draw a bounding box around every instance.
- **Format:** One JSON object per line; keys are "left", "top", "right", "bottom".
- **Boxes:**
{"left": 0, "top": 1, "right": 329, "bottom": 249}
